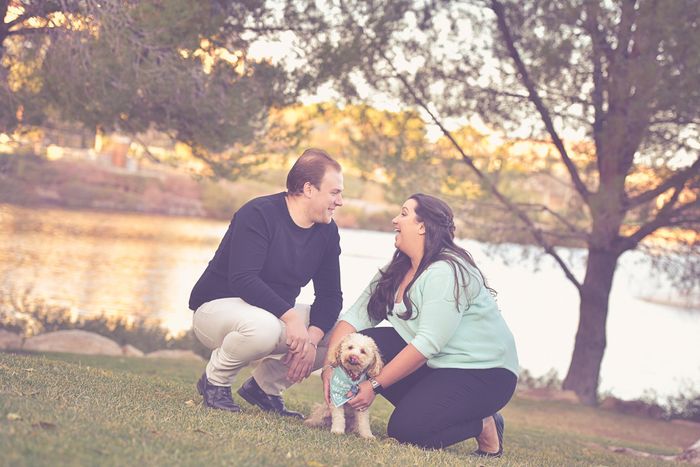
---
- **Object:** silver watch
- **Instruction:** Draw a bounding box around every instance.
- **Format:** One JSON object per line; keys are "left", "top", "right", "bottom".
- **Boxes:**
{"left": 368, "top": 376, "right": 383, "bottom": 394}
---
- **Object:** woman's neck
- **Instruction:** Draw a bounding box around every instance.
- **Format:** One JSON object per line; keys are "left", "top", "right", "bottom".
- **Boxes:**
{"left": 406, "top": 249, "right": 423, "bottom": 271}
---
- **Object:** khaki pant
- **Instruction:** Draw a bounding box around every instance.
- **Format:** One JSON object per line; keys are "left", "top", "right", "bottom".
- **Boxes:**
{"left": 192, "top": 297, "right": 329, "bottom": 396}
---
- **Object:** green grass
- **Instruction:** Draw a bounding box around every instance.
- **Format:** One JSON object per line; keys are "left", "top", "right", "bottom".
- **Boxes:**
{"left": 1, "top": 351, "right": 696, "bottom": 466}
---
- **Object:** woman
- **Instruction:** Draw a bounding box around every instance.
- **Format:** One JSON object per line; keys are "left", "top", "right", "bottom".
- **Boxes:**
{"left": 321, "top": 193, "right": 518, "bottom": 456}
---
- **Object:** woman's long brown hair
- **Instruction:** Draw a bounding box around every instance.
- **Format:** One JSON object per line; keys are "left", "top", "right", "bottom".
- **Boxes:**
{"left": 367, "top": 193, "right": 495, "bottom": 322}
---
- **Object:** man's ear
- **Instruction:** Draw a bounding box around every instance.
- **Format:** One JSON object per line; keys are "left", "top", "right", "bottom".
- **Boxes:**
{"left": 418, "top": 222, "right": 426, "bottom": 235}
{"left": 303, "top": 181, "right": 314, "bottom": 198}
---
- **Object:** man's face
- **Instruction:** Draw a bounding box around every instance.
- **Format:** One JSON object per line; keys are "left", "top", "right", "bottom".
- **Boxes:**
{"left": 308, "top": 169, "right": 344, "bottom": 224}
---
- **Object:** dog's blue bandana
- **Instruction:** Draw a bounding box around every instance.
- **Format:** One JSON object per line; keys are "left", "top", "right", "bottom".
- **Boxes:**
{"left": 330, "top": 366, "right": 367, "bottom": 408}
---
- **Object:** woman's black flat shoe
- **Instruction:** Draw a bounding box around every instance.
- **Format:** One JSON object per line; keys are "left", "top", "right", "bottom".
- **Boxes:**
{"left": 471, "top": 412, "right": 504, "bottom": 458}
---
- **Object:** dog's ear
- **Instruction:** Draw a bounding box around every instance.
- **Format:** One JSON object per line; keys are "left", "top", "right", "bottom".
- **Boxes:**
{"left": 367, "top": 341, "right": 384, "bottom": 378}
{"left": 331, "top": 338, "right": 344, "bottom": 367}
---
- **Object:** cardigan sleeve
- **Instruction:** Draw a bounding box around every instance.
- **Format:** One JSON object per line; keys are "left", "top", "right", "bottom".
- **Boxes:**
{"left": 339, "top": 270, "right": 382, "bottom": 331}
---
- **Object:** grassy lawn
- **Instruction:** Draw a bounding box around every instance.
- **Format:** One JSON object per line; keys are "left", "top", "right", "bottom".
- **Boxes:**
{"left": 1, "top": 351, "right": 697, "bottom": 466}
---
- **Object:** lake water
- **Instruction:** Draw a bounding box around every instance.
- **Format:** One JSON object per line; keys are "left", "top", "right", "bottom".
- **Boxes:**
{"left": 0, "top": 203, "right": 698, "bottom": 401}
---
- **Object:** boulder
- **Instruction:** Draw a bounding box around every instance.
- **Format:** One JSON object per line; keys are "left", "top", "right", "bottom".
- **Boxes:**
{"left": 0, "top": 330, "right": 23, "bottom": 350}
{"left": 121, "top": 344, "right": 144, "bottom": 357}
{"left": 677, "top": 437, "right": 700, "bottom": 464}
{"left": 146, "top": 349, "right": 204, "bottom": 362}
{"left": 23, "top": 330, "right": 122, "bottom": 356}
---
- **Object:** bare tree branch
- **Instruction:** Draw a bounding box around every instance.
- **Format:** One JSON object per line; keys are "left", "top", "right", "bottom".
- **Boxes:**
{"left": 235, "top": 25, "right": 308, "bottom": 33}
{"left": 583, "top": 1, "right": 607, "bottom": 154}
{"left": 390, "top": 65, "right": 583, "bottom": 290}
{"left": 649, "top": 116, "right": 700, "bottom": 127}
{"left": 490, "top": 0, "right": 591, "bottom": 202}
{"left": 441, "top": 76, "right": 593, "bottom": 108}
{"left": 623, "top": 193, "right": 699, "bottom": 251}
{"left": 4, "top": 2, "right": 62, "bottom": 31}
{"left": 331, "top": 1, "right": 586, "bottom": 291}
{"left": 627, "top": 155, "right": 700, "bottom": 208}
{"left": 0, "top": 1, "right": 9, "bottom": 32}
{"left": 613, "top": 0, "right": 637, "bottom": 69}
{"left": 125, "top": 130, "right": 163, "bottom": 165}
{"left": 6, "top": 26, "right": 51, "bottom": 36}
{"left": 516, "top": 202, "right": 586, "bottom": 234}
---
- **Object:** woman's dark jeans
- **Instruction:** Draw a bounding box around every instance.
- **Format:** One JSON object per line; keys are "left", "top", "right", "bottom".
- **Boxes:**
{"left": 362, "top": 327, "right": 517, "bottom": 449}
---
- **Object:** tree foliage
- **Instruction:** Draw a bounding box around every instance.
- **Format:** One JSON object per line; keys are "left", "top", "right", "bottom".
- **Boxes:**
{"left": 285, "top": 0, "right": 700, "bottom": 404}
{"left": 1, "top": 0, "right": 304, "bottom": 177}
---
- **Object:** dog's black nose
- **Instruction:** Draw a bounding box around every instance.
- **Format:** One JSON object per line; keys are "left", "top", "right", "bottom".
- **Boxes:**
{"left": 348, "top": 355, "right": 359, "bottom": 365}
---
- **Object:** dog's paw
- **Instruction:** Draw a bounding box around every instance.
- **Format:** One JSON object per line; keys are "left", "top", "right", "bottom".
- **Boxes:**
{"left": 330, "top": 427, "right": 345, "bottom": 435}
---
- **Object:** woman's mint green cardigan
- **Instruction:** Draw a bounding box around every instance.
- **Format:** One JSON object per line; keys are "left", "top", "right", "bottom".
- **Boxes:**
{"left": 341, "top": 258, "right": 519, "bottom": 376}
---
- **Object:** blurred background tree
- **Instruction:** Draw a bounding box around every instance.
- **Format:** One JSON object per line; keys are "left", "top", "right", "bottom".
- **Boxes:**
{"left": 281, "top": 0, "right": 700, "bottom": 404}
{"left": 1, "top": 0, "right": 304, "bottom": 178}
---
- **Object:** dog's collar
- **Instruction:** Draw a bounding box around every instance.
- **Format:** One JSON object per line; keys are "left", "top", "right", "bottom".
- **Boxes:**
{"left": 342, "top": 367, "right": 362, "bottom": 381}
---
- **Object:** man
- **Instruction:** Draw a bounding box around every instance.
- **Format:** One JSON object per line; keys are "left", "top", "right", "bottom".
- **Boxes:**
{"left": 189, "top": 148, "right": 344, "bottom": 418}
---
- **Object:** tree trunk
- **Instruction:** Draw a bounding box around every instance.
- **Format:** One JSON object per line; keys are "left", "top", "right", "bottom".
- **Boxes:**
{"left": 562, "top": 248, "right": 620, "bottom": 405}
{"left": 0, "top": 0, "right": 8, "bottom": 60}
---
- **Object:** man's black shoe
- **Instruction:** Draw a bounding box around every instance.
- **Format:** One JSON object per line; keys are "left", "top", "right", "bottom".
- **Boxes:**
{"left": 196, "top": 373, "right": 241, "bottom": 412}
{"left": 237, "top": 377, "right": 304, "bottom": 419}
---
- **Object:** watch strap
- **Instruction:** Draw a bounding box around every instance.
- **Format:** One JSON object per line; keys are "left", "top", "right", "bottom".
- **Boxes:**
{"left": 368, "top": 376, "right": 383, "bottom": 395}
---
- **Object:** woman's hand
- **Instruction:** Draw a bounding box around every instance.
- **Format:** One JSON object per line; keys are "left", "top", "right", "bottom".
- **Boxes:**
{"left": 319, "top": 320, "right": 358, "bottom": 404}
{"left": 321, "top": 364, "right": 333, "bottom": 405}
{"left": 346, "top": 380, "right": 376, "bottom": 412}
{"left": 284, "top": 343, "right": 316, "bottom": 383}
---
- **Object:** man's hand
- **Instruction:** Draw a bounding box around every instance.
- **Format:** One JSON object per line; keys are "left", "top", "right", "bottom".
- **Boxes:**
{"left": 280, "top": 308, "right": 309, "bottom": 354}
{"left": 284, "top": 344, "right": 316, "bottom": 383}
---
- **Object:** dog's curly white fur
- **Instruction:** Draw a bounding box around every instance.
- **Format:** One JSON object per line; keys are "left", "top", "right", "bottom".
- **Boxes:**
{"left": 305, "top": 333, "right": 383, "bottom": 439}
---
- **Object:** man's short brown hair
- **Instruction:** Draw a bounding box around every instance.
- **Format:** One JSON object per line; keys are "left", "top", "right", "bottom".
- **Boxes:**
{"left": 286, "top": 148, "right": 342, "bottom": 195}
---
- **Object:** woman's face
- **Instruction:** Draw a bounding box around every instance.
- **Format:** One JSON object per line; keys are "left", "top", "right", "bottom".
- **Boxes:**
{"left": 392, "top": 198, "right": 425, "bottom": 254}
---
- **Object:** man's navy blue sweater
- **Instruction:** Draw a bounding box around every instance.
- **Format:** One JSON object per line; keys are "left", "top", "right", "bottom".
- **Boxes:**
{"left": 189, "top": 192, "right": 342, "bottom": 333}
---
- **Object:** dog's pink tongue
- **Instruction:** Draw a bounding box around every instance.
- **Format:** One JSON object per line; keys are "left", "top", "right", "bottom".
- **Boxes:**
{"left": 348, "top": 356, "right": 358, "bottom": 365}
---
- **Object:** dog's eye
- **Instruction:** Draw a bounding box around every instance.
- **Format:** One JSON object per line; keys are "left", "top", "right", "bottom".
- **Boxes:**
{"left": 348, "top": 345, "right": 354, "bottom": 350}
{"left": 360, "top": 349, "right": 366, "bottom": 354}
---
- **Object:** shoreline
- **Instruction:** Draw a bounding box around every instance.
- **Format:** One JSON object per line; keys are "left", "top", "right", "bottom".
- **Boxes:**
{"left": 0, "top": 153, "right": 398, "bottom": 232}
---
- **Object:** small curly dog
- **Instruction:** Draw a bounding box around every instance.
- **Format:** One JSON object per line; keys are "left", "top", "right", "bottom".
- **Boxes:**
{"left": 305, "top": 333, "right": 383, "bottom": 438}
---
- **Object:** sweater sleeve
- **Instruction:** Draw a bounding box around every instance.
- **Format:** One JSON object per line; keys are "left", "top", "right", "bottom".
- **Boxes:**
{"left": 227, "top": 203, "right": 293, "bottom": 317}
{"left": 340, "top": 270, "right": 382, "bottom": 331}
{"left": 409, "top": 263, "right": 464, "bottom": 360}
{"left": 309, "top": 225, "right": 343, "bottom": 333}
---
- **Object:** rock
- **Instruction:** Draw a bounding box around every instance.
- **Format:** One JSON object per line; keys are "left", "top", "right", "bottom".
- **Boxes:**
{"left": 0, "top": 330, "right": 23, "bottom": 350}
{"left": 121, "top": 344, "right": 144, "bottom": 357}
{"left": 146, "top": 349, "right": 204, "bottom": 362}
{"left": 23, "top": 330, "right": 123, "bottom": 356}
{"left": 609, "top": 437, "right": 700, "bottom": 464}
{"left": 677, "top": 437, "right": 700, "bottom": 464}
